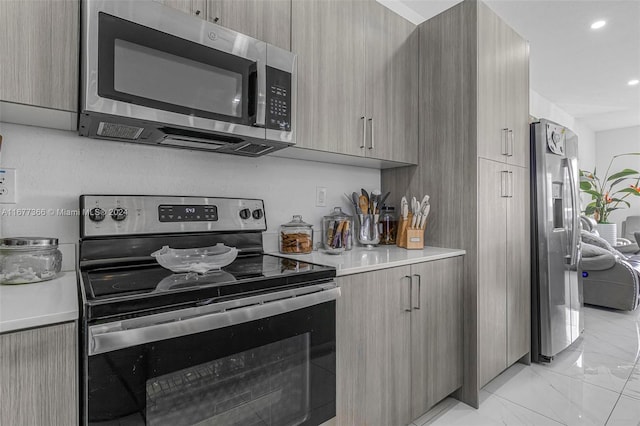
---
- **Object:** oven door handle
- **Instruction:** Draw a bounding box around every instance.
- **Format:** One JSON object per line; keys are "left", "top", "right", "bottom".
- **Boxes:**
{"left": 89, "top": 283, "right": 340, "bottom": 356}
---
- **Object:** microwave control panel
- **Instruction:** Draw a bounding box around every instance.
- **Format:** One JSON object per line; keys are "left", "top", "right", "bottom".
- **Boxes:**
{"left": 265, "top": 66, "right": 291, "bottom": 132}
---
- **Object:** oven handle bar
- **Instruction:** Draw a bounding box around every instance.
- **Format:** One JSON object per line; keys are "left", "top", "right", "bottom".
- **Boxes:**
{"left": 89, "top": 282, "right": 340, "bottom": 355}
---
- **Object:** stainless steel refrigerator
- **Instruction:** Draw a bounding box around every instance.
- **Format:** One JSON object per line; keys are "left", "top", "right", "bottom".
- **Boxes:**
{"left": 530, "top": 119, "right": 583, "bottom": 363}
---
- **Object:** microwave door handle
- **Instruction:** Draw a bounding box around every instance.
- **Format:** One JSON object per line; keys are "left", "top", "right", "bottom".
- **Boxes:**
{"left": 255, "top": 61, "right": 266, "bottom": 127}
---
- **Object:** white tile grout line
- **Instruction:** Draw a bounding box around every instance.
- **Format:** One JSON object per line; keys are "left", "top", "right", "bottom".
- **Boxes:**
{"left": 604, "top": 355, "right": 640, "bottom": 425}
{"left": 489, "top": 392, "right": 568, "bottom": 426}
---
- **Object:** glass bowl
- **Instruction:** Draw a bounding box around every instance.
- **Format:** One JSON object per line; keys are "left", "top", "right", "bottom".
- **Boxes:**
{"left": 151, "top": 243, "right": 238, "bottom": 273}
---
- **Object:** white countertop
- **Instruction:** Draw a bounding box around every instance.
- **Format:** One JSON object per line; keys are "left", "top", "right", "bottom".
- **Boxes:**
{"left": 0, "top": 272, "right": 79, "bottom": 333}
{"left": 270, "top": 245, "right": 465, "bottom": 276}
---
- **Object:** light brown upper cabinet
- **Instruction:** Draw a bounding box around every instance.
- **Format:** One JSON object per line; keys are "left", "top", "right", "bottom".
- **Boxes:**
{"left": 0, "top": 0, "right": 78, "bottom": 112}
{"left": 477, "top": 3, "right": 529, "bottom": 168}
{"left": 292, "top": 0, "right": 418, "bottom": 164}
{"left": 153, "top": 0, "right": 206, "bottom": 17}
{"left": 207, "top": 0, "right": 291, "bottom": 50}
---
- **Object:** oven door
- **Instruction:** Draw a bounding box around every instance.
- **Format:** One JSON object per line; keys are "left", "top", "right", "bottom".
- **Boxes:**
{"left": 83, "top": 284, "right": 339, "bottom": 426}
{"left": 82, "top": 0, "right": 266, "bottom": 140}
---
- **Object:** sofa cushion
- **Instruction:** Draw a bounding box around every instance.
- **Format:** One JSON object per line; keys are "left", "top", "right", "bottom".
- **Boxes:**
{"left": 581, "top": 242, "right": 617, "bottom": 270}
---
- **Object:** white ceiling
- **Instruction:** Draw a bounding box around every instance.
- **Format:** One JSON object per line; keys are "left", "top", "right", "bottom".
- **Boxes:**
{"left": 379, "top": 0, "right": 640, "bottom": 132}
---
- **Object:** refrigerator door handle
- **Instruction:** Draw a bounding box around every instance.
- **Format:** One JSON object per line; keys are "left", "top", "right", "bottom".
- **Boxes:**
{"left": 565, "top": 158, "right": 580, "bottom": 266}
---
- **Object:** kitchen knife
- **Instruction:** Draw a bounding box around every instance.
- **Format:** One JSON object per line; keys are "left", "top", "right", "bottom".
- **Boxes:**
{"left": 400, "top": 197, "right": 408, "bottom": 220}
{"left": 420, "top": 205, "right": 430, "bottom": 229}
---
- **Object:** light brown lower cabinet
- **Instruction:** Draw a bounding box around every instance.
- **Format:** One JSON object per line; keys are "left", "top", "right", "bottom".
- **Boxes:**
{"left": 334, "top": 256, "right": 463, "bottom": 425}
{"left": 0, "top": 322, "right": 78, "bottom": 426}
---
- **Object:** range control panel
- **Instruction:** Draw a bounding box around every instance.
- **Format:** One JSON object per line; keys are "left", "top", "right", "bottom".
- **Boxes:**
{"left": 80, "top": 195, "right": 266, "bottom": 238}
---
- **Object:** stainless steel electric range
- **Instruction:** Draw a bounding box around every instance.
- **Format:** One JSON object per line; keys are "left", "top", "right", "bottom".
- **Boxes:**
{"left": 77, "top": 195, "right": 339, "bottom": 426}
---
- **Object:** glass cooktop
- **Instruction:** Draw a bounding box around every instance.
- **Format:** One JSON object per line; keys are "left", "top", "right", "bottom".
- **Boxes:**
{"left": 81, "top": 254, "right": 336, "bottom": 321}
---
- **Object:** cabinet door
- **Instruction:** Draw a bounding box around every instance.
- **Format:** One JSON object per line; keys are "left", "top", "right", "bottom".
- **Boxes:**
{"left": 336, "top": 267, "right": 412, "bottom": 426}
{"left": 0, "top": 0, "right": 78, "bottom": 111}
{"left": 154, "top": 0, "right": 206, "bottom": 17}
{"left": 0, "top": 322, "right": 77, "bottom": 425}
{"left": 365, "top": 1, "right": 418, "bottom": 164}
{"left": 207, "top": 0, "right": 290, "bottom": 50}
{"left": 410, "top": 257, "right": 463, "bottom": 418}
{"left": 291, "top": 0, "right": 366, "bottom": 157}
{"left": 477, "top": 158, "right": 508, "bottom": 388}
{"left": 505, "top": 27, "right": 530, "bottom": 168}
{"left": 506, "top": 165, "right": 531, "bottom": 364}
{"left": 476, "top": 2, "right": 507, "bottom": 164}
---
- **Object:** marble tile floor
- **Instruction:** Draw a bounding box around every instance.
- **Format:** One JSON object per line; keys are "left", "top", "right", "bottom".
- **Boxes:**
{"left": 412, "top": 305, "right": 640, "bottom": 426}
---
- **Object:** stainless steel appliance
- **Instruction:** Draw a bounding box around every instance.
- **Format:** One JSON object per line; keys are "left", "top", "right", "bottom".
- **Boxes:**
{"left": 80, "top": 0, "right": 296, "bottom": 157}
{"left": 530, "top": 119, "right": 583, "bottom": 362}
{"left": 78, "top": 195, "right": 338, "bottom": 425}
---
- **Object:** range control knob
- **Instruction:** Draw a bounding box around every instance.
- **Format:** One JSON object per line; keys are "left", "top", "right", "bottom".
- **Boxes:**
{"left": 88, "top": 207, "right": 106, "bottom": 222}
{"left": 239, "top": 208, "right": 251, "bottom": 220}
{"left": 111, "top": 207, "right": 127, "bottom": 222}
{"left": 252, "top": 209, "right": 264, "bottom": 220}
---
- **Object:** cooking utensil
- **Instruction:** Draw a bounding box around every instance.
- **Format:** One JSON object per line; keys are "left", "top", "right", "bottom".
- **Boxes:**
{"left": 361, "top": 188, "right": 369, "bottom": 201}
{"left": 352, "top": 192, "right": 361, "bottom": 214}
{"left": 359, "top": 195, "right": 369, "bottom": 214}
{"left": 378, "top": 191, "right": 391, "bottom": 208}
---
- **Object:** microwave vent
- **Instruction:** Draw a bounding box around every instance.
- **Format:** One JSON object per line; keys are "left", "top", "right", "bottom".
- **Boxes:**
{"left": 97, "top": 122, "right": 144, "bottom": 140}
{"left": 234, "top": 143, "right": 275, "bottom": 156}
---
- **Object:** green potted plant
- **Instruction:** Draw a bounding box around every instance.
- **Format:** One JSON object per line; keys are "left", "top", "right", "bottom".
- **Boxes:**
{"left": 580, "top": 152, "right": 640, "bottom": 244}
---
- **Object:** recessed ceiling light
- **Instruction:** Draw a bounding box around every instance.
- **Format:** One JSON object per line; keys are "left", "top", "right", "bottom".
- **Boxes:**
{"left": 590, "top": 20, "right": 606, "bottom": 29}
{"left": 629, "top": 79, "right": 640, "bottom": 86}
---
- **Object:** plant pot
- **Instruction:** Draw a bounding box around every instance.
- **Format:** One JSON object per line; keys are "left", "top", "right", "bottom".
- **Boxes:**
{"left": 596, "top": 223, "right": 617, "bottom": 246}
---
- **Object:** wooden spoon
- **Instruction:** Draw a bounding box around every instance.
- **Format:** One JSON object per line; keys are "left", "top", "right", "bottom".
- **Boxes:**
{"left": 359, "top": 195, "right": 369, "bottom": 214}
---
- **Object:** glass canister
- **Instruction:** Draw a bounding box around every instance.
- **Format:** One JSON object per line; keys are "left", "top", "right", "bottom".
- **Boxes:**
{"left": 379, "top": 205, "right": 398, "bottom": 245}
{"left": 322, "top": 207, "right": 353, "bottom": 254}
{"left": 279, "top": 215, "right": 314, "bottom": 254}
{"left": 0, "top": 237, "right": 62, "bottom": 284}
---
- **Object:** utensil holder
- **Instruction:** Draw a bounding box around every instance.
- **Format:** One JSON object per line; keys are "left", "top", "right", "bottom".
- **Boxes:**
{"left": 357, "top": 214, "right": 380, "bottom": 246}
{"left": 396, "top": 213, "right": 425, "bottom": 249}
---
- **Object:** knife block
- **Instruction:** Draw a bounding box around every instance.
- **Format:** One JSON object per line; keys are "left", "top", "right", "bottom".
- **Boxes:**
{"left": 396, "top": 213, "right": 425, "bottom": 249}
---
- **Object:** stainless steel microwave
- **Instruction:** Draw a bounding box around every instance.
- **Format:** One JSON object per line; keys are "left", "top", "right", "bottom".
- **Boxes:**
{"left": 80, "top": 0, "right": 297, "bottom": 157}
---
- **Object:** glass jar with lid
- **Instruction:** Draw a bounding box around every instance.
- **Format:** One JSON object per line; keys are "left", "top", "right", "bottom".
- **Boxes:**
{"left": 279, "top": 215, "right": 314, "bottom": 254}
{"left": 378, "top": 205, "right": 398, "bottom": 245}
{"left": 322, "top": 207, "right": 353, "bottom": 254}
{"left": 0, "top": 237, "right": 62, "bottom": 284}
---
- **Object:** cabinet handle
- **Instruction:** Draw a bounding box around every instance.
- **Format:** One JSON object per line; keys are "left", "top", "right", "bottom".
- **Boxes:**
{"left": 500, "top": 171, "right": 509, "bottom": 198}
{"left": 360, "top": 117, "right": 366, "bottom": 149}
{"left": 368, "top": 118, "right": 374, "bottom": 150}
{"left": 412, "top": 274, "right": 421, "bottom": 310}
{"left": 509, "top": 171, "right": 514, "bottom": 198}
{"left": 501, "top": 128, "right": 509, "bottom": 156}
{"left": 508, "top": 129, "right": 514, "bottom": 157}
{"left": 405, "top": 275, "right": 413, "bottom": 312}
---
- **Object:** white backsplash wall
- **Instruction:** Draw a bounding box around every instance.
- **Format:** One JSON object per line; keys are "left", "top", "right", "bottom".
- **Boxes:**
{"left": 0, "top": 122, "right": 380, "bottom": 248}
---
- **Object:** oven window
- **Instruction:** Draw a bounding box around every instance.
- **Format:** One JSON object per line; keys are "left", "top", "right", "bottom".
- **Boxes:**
{"left": 85, "top": 302, "right": 336, "bottom": 426}
{"left": 146, "top": 334, "right": 310, "bottom": 426}
{"left": 114, "top": 39, "right": 243, "bottom": 118}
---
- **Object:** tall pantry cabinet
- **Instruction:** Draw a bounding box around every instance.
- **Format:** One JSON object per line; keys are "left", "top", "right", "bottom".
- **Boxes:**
{"left": 381, "top": 0, "right": 530, "bottom": 408}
